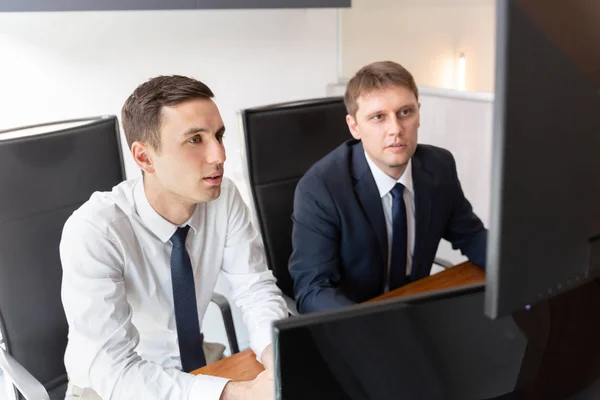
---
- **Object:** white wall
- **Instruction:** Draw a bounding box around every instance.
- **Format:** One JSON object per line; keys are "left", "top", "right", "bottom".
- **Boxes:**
{"left": 418, "top": 88, "right": 494, "bottom": 267}
{"left": 0, "top": 9, "right": 339, "bottom": 352}
{"left": 341, "top": 0, "right": 496, "bottom": 92}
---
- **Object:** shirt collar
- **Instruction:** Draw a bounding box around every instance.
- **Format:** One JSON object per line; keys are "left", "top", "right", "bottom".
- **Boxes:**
{"left": 133, "top": 178, "right": 199, "bottom": 243}
{"left": 364, "top": 150, "right": 414, "bottom": 198}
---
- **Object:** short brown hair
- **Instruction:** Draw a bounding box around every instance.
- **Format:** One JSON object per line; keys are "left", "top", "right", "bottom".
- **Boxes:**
{"left": 344, "top": 61, "right": 419, "bottom": 117}
{"left": 121, "top": 75, "right": 214, "bottom": 150}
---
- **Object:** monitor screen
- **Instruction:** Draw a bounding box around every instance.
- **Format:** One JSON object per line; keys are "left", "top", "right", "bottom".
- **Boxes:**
{"left": 274, "top": 281, "right": 600, "bottom": 399}
{"left": 486, "top": 0, "right": 600, "bottom": 318}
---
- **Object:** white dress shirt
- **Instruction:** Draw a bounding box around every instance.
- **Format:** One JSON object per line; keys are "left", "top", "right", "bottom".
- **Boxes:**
{"left": 364, "top": 152, "right": 416, "bottom": 289}
{"left": 60, "top": 177, "right": 287, "bottom": 400}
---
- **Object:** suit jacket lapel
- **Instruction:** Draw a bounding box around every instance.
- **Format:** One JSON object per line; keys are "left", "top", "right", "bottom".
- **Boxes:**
{"left": 411, "top": 154, "right": 433, "bottom": 279}
{"left": 351, "top": 142, "right": 388, "bottom": 268}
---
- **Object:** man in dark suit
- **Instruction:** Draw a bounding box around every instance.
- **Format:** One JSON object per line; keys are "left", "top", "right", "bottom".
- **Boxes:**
{"left": 289, "top": 61, "right": 487, "bottom": 314}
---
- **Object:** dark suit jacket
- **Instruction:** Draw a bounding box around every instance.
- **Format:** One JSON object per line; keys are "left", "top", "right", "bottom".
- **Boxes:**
{"left": 289, "top": 140, "right": 487, "bottom": 313}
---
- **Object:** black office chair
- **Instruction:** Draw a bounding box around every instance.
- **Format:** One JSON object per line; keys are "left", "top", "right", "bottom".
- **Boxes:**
{"left": 0, "top": 117, "right": 238, "bottom": 400}
{"left": 239, "top": 97, "right": 453, "bottom": 315}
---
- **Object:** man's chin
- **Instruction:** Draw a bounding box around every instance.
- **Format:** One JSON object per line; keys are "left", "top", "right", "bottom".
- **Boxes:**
{"left": 197, "top": 186, "right": 221, "bottom": 203}
{"left": 386, "top": 157, "right": 410, "bottom": 168}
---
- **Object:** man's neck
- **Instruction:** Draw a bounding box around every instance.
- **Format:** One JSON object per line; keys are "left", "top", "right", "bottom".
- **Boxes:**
{"left": 364, "top": 151, "right": 408, "bottom": 181}
{"left": 143, "top": 176, "right": 195, "bottom": 226}
{"left": 385, "top": 165, "right": 407, "bottom": 181}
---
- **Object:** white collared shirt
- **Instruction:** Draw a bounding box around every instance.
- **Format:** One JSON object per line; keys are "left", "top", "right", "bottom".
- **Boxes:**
{"left": 364, "top": 152, "right": 416, "bottom": 288}
{"left": 60, "top": 177, "right": 287, "bottom": 400}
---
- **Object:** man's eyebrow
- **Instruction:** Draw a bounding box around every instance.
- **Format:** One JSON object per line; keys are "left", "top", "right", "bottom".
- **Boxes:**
{"left": 365, "top": 104, "right": 417, "bottom": 118}
{"left": 182, "top": 125, "right": 226, "bottom": 136}
{"left": 366, "top": 109, "right": 385, "bottom": 118}
{"left": 182, "top": 127, "right": 208, "bottom": 137}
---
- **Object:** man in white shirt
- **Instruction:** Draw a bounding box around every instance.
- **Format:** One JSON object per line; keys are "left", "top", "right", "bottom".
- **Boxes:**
{"left": 60, "top": 75, "right": 287, "bottom": 399}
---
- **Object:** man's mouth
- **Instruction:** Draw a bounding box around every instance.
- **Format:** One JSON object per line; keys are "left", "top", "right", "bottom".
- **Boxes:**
{"left": 203, "top": 173, "right": 223, "bottom": 185}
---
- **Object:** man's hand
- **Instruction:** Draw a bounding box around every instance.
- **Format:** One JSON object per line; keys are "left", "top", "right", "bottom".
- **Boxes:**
{"left": 218, "top": 345, "right": 275, "bottom": 399}
{"left": 260, "top": 345, "right": 274, "bottom": 372}
{"left": 220, "top": 369, "right": 274, "bottom": 400}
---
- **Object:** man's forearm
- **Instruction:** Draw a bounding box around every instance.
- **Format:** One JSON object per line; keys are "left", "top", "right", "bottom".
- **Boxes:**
{"left": 464, "top": 229, "right": 487, "bottom": 268}
{"left": 219, "top": 370, "right": 273, "bottom": 400}
{"left": 298, "top": 287, "right": 355, "bottom": 313}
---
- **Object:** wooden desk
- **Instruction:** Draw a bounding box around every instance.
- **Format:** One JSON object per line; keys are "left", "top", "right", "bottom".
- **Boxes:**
{"left": 192, "top": 261, "right": 485, "bottom": 380}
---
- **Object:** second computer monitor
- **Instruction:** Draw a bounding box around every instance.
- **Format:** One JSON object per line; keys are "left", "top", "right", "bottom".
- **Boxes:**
{"left": 486, "top": 0, "right": 600, "bottom": 318}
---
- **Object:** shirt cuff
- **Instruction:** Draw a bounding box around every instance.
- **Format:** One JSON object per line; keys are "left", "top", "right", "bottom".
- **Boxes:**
{"left": 189, "top": 374, "right": 230, "bottom": 400}
{"left": 250, "top": 321, "right": 274, "bottom": 363}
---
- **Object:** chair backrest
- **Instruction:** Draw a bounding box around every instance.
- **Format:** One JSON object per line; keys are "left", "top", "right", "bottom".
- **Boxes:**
{"left": 239, "top": 97, "right": 351, "bottom": 298}
{"left": 0, "top": 116, "right": 125, "bottom": 395}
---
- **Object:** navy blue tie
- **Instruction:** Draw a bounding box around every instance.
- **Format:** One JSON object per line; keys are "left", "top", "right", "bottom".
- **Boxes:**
{"left": 170, "top": 226, "right": 207, "bottom": 372}
{"left": 389, "top": 184, "right": 408, "bottom": 290}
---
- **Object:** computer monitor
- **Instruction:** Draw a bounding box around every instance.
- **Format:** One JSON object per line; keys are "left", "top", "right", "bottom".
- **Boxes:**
{"left": 486, "top": 0, "right": 600, "bottom": 318}
{"left": 274, "top": 279, "right": 600, "bottom": 399}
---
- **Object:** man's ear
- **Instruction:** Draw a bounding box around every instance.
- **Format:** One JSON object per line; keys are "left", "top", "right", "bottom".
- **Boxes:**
{"left": 346, "top": 114, "right": 361, "bottom": 140}
{"left": 131, "top": 141, "right": 155, "bottom": 174}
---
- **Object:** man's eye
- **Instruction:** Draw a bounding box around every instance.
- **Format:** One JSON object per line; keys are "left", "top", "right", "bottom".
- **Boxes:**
{"left": 372, "top": 114, "right": 383, "bottom": 121}
{"left": 188, "top": 136, "right": 201, "bottom": 144}
{"left": 216, "top": 134, "right": 225, "bottom": 143}
{"left": 400, "top": 109, "right": 412, "bottom": 116}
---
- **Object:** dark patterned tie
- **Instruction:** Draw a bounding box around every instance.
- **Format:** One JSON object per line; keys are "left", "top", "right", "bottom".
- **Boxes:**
{"left": 170, "top": 226, "right": 207, "bottom": 372}
{"left": 389, "top": 183, "right": 408, "bottom": 290}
